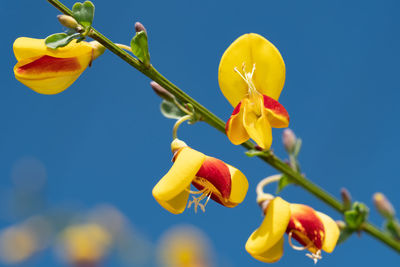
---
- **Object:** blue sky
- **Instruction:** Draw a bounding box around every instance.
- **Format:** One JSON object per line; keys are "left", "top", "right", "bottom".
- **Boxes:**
{"left": 1, "top": 0, "right": 400, "bottom": 266}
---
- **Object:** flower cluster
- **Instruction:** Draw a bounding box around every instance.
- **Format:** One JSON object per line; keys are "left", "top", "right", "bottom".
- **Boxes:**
{"left": 13, "top": 23, "right": 340, "bottom": 264}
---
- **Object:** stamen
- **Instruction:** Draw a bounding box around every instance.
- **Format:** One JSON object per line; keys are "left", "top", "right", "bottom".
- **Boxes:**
{"left": 306, "top": 250, "right": 322, "bottom": 264}
{"left": 288, "top": 231, "right": 322, "bottom": 264}
{"left": 233, "top": 62, "right": 260, "bottom": 104}
{"left": 187, "top": 188, "right": 212, "bottom": 213}
{"left": 234, "top": 67, "right": 247, "bottom": 81}
{"left": 185, "top": 187, "right": 207, "bottom": 195}
{"left": 288, "top": 231, "right": 312, "bottom": 251}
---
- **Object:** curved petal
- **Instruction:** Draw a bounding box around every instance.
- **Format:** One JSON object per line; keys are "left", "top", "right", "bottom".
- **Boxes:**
{"left": 218, "top": 33, "right": 286, "bottom": 107}
{"left": 226, "top": 101, "right": 249, "bottom": 145}
{"left": 263, "top": 95, "right": 289, "bottom": 128}
{"left": 316, "top": 211, "right": 340, "bottom": 253}
{"left": 245, "top": 197, "right": 291, "bottom": 255}
{"left": 226, "top": 164, "right": 248, "bottom": 204}
{"left": 154, "top": 187, "right": 190, "bottom": 215}
{"left": 249, "top": 236, "right": 284, "bottom": 263}
{"left": 152, "top": 148, "right": 206, "bottom": 214}
{"left": 242, "top": 99, "right": 272, "bottom": 149}
{"left": 13, "top": 38, "right": 93, "bottom": 61}
{"left": 288, "top": 204, "right": 325, "bottom": 252}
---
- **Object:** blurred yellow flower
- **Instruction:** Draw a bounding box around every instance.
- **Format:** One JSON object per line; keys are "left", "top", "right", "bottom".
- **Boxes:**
{"left": 219, "top": 33, "right": 289, "bottom": 149}
{"left": 157, "top": 225, "right": 213, "bottom": 267}
{"left": 0, "top": 225, "right": 38, "bottom": 264}
{"left": 13, "top": 37, "right": 104, "bottom": 95}
{"left": 246, "top": 197, "right": 339, "bottom": 263}
{"left": 58, "top": 223, "right": 111, "bottom": 266}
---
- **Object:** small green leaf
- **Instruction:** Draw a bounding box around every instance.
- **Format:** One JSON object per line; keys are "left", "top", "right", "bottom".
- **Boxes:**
{"left": 276, "top": 175, "right": 294, "bottom": 194}
{"left": 344, "top": 202, "right": 369, "bottom": 230}
{"left": 160, "top": 100, "right": 186, "bottom": 119}
{"left": 45, "top": 33, "right": 80, "bottom": 49}
{"left": 130, "top": 31, "right": 150, "bottom": 66}
{"left": 72, "top": 1, "right": 95, "bottom": 29}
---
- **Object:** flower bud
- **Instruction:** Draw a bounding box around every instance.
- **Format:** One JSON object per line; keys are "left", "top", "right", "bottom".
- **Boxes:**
{"left": 135, "top": 22, "right": 147, "bottom": 34}
{"left": 150, "top": 81, "right": 175, "bottom": 102}
{"left": 57, "top": 15, "right": 79, "bottom": 30}
{"left": 282, "top": 129, "right": 296, "bottom": 153}
{"left": 341, "top": 188, "right": 352, "bottom": 210}
{"left": 373, "top": 192, "right": 395, "bottom": 219}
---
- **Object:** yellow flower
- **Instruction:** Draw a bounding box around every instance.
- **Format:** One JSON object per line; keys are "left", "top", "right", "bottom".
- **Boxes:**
{"left": 157, "top": 225, "right": 213, "bottom": 267}
{"left": 219, "top": 33, "right": 289, "bottom": 149}
{"left": 246, "top": 197, "right": 339, "bottom": 263}
{"left": 13, "top": 37, "right": 104, "bottom": 95}
{"left": 152, "top": 139, "right": 248, "bottom": 214}
{"left": 59, "top": 223, "right": 111, "bottom": 266}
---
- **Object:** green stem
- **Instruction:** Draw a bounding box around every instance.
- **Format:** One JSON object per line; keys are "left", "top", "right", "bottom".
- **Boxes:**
{"left": 47, "top": 0, "right": 400, "bottom": 253}
{"left": 363, "top": 222, "right": 400, "bottom": 251}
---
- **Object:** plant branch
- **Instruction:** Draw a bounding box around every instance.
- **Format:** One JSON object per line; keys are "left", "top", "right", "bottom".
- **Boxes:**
{"left": 47, "top": 0, "right": 400, "bottom": 253}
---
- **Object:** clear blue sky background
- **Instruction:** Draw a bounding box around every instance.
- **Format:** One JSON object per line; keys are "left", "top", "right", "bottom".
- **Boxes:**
{"left": 1, "top": 0, "right": 399, "bottom": 266}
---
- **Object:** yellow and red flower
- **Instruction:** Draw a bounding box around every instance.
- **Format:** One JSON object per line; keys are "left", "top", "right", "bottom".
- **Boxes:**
{"left": 152, "top": 139, "right": 248, "bottom": 214}
{"left": 13, "top": 37, "right": 104, "bottom": 95}
{"left": 219, "top": 33, "right": 289, "bottom": 149}
{"left": 246, "top": 197, "right": 339, "bottom": 263}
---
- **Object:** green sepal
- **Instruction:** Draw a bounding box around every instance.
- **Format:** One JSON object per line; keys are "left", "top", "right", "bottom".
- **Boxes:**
{"left": 337, "top": 227, "right": 354, "bottom": 244}
{"left": 160, "top": 100, "right": 186, "bottom": 119}
{"left": 72, "top": 1, "right": 95, "bottom": 30}
{"left": 344, "top": 202, "right": 369, "bottom": 230}
{"left": 385, "top": 219, "right": 400, "bottom": 240}
{"left": 276, "top": 175, "right": 294, "bottom": 194}
{"left": 293, "top": 138, "right": 302, "bottom": 157}
{"left": 130, "top": 31, "right": 150, "bottom": 66}
{"left": 45, "top": 33, "right": 80, "bottom": 49}
{"left": 185, "top": 103, "right": 201, "bottom": 123}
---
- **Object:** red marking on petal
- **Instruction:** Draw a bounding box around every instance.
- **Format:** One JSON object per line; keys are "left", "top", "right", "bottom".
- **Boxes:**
{"left": 232, "top": 101, "right": 242, "bottom": 116}
{"left": 225, "top": 101, "right": 242, "bottom": 133}
{"left": 194, "top": 157, "right": 231, "bottom": 199}
{"left": 17, "top": 55, "right": 81, "bottom": 75}
{"left": 225, "top": 118, "right": 231, "bottom": 133}
{"left": 286, "top": 204, "right": 325, "bottom": 250}
{"left": 263, "top": 94, "right": 289, "bottom": 121}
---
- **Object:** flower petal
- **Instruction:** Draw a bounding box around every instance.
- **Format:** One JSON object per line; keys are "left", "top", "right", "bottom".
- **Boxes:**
{"left": 287, "top": 204, "right": 325, "bottom": 252}
{"left": 153, "top": 147, "right": 206, "bottom": 214}
{"left": 245, "top": 197, "right": 291, "bottom": 255}
{"left": 263, "top": 95, "right": 289, "bottom": 128}
{"left": 242, "top": 99, "right": 272, "bottom": 149}
{"left": 315, "top": 211, "right": 340, "bottom": 253}
{"left": 226, "top": 164, "right": 248, "bottom": 205}
{"left": 218, "top": 33, "right": 286, "bottom": 107}
{"left": 154, "top": 188, "right": 190, "bottom": 215}
{"left": 250, "top": 237, "right": 284, "bottom": 263}
{"left": 13, "top": 38, "right": 93, "bottom": 61}
{"left": 225, "top": 101, "right": 249, "bottom": 145}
